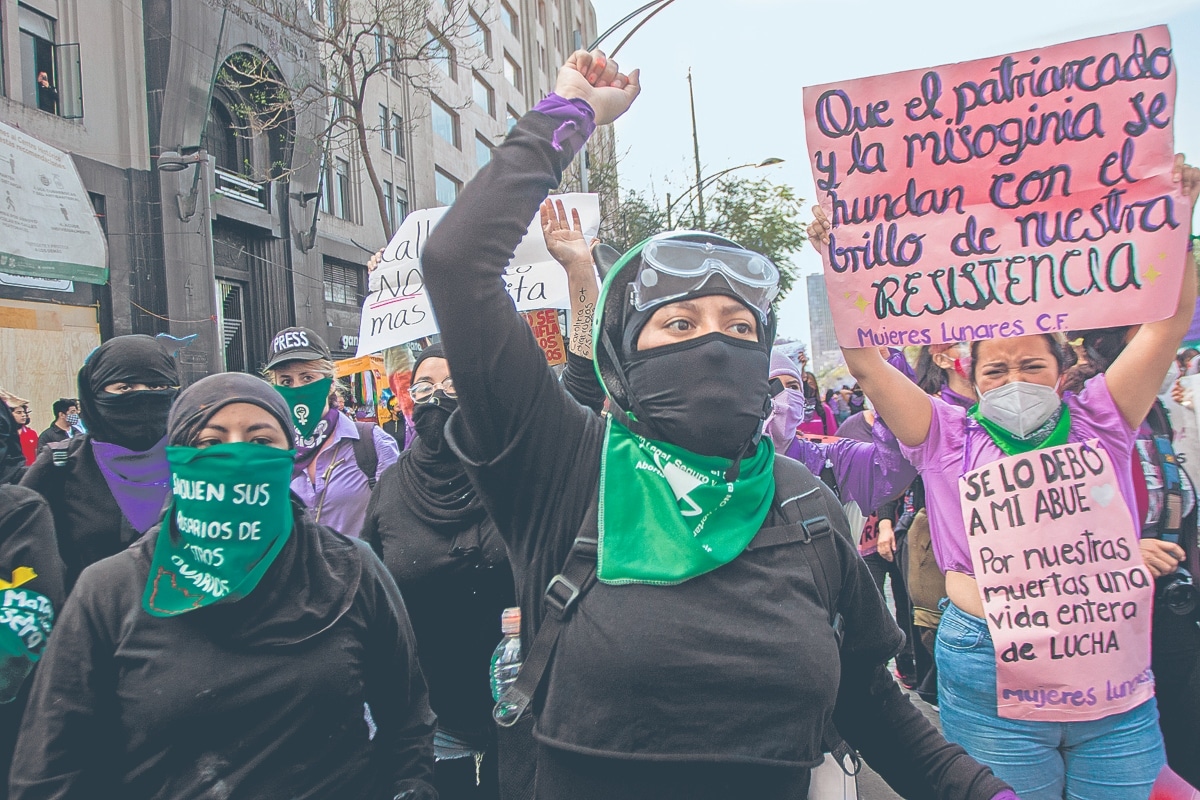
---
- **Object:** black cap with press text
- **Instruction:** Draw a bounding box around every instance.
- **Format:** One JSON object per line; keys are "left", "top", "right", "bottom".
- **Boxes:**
{"left": 265, "top": 326, "right": 332, "bottom": 370}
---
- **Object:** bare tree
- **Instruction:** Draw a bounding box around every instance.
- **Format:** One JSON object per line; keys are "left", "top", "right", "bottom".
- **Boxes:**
{"left": 214, "top": 0, "right": 486, "bottom": 238}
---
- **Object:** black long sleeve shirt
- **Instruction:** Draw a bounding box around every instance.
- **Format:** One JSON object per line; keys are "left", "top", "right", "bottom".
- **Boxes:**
{"left": 421, "top": 107, "right": 1009, "bottom": 799}
{"left": 9, "top": 519, "right": 436, "bottom": 800}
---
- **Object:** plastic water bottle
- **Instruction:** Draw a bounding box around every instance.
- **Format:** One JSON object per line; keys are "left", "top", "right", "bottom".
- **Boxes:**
{"left": 490, "top": 607, "right": 522, "bottom": 723}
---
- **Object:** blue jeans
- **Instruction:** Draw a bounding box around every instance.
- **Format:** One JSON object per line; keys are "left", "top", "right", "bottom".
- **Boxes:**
{"left": 935, "top": 602, "right": 1165, "bottom": 800}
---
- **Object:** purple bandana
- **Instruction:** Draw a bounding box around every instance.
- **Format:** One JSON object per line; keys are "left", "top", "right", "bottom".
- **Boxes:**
{"left": 91, "top": 437, "right": 171, "bottom": 533}
{"left": 294, "top": 407, "right": 342, "bottom": 474}
{"left": 532, "top": 93, "right": 596, "bottom": 156}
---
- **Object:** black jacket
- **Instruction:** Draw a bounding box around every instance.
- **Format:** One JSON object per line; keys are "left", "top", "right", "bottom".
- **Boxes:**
{"left": 363, "top": 455, "right": 515, "bottom": 744}
{"left": 9, "top": 510, "right": 436, "bottom": 800}
{"left": 20, "top": 436, "right": 135, "bottom": 592}
{"left": 420, "top": 108, "right": 1009, "bottom": 798}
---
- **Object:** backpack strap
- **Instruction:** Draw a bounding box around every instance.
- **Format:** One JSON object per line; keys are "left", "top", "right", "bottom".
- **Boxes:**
{"left": 772, "top": 455, "right": 861, "bottom": 777}
{"left": 495, "top": 492, "right": 598, "bottom": 727}
{"left": 351, "top": 423, "right": 379, "bottom": 489}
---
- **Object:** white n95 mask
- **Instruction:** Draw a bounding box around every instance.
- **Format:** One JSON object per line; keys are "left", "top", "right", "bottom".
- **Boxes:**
{"left": 976, "top": 381, "right": 1061, "bottom": 439}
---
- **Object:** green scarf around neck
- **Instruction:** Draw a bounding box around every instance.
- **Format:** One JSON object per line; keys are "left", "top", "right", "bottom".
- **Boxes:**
{"left": 597, "top": 417, "right": 775, "bottom": 586}
{"left": 969, "top": 403, "right": 1072, "bottom": 456}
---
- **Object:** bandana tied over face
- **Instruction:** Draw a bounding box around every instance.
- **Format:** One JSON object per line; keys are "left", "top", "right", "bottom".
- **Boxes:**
{"left": 143, "top": 442, "right": 296, "bottom": 617}
{"left": 598, "top": 418, "right": 775, "bottom": 585}
{"left": 275, "top": 376, "right": 333, "bottom": 440}
{"left": 765, "top": 388, "right": 808, "bottom": 449}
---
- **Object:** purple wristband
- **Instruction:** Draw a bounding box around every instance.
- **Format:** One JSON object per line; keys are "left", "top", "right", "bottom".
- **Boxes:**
{"left": 991, "top": 791, "right": 1020, "bottom": 800}
{"left": 532, "top": 93, "right": 596, "bottom": 156}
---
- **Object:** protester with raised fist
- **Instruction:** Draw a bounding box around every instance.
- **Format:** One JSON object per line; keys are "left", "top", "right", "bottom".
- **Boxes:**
{"left": 417, "top": 49, "right": 1014, "bottom": 800}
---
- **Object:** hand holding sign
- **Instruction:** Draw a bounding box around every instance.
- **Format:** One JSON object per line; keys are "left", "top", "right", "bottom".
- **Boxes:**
{"left": 804, "top": 26, "right": 1194, "bottom": 347}
{"left": 356, "top": 194, "right": 601, "bottom": 356}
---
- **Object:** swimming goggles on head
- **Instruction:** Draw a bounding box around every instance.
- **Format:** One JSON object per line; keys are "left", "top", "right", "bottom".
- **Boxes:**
{"left": 631, "top": 236, "right": 780, "bottom": 321}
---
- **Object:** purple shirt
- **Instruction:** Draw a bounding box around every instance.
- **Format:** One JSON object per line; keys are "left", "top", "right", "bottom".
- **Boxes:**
{"left": 290, "top": 413, "right": 400, "bottom": 537}
{"left": 785, "top": 416, "right": 917, "bottom": 513}
{"left": 900, "top": 374, "right": 1136, "bottom": 576}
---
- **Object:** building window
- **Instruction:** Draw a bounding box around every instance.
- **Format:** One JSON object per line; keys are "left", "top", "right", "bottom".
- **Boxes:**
{"left": 387, "top": 39, "right": 403, "bottom": 81}
{"left": 326, "top": 0, "right": 337, "bottom": 29}
{"left": 378, "top": 104, "right": 390, "bottom": 150}
{"left": 469, "top": 11, "right": 491, "bottom": 57}
{"left": 503, "top": 53, "right": 521, "bottom": 89}
{"left": 537, "top": 1, "right": 545, "bottom": 23}
{"left": 206, "top": 102, "right": 242, "bottom": 174}
{"left": 323, "top": 260, "right": 365, "bottom": 306}
{"left": 506, "top": 106, "right": 519, "bottom": 132}
{"left": 319, "top": 158, "right": 332, "bottom": 213}
{"left": 431, "top": 99, "right": 459, "bottom": 148}
{"left": 18, "top": 5, "right": 56, "bottom": 115}
{"left": 427, "top": 29, "right": 454, "bottom": 79}
{"left": 391, "top": 112, "right": 405, "bottom": 157}
{"left": 434, "top": 168, "right": 460, "bottom": 206}
{"left": 472, "top": 73, "right": 494, "bottom": 117}
{"left": 476, "top": 135, "right": 492, "bottom": 170}
{"left": 374, "top": 25, "right": 385, "bottom": 65}
{"left": 395, "top": 188, "right": 409, "bottom": 224}
{"left": 500, "top": 3, "right": 518, "bottom": 38}
{"left": 334, "top": 157, "right": 351, "bottom": 220}
{"left": 383, "top": 180, "right": 394, "bottom": 229}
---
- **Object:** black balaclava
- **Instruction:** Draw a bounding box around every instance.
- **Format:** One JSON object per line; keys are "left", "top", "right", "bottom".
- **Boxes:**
{"left": 0, "top": 402, "right": 25, "bottom": 485}
{"left": 399, "top": 343, "right": 484, "bottom": 528}
{"left": 410, "top": 344, "right": 458, "bottom": 454}
{"left": 78, "top": 335, "right": 179, "bottom": 452}
{"left": 595, "top": 236, "right": 776, "bottom": 462}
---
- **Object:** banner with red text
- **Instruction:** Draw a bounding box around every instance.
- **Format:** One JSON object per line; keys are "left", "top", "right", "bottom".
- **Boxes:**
{"left": 960, "top": 440, "right": 1153, "bottom": 721}
{"left": 804, "top": 26, "right": 1191, "bottom": 348}
{"left": 523, "top": 309, "right": 567, "bottom": 365}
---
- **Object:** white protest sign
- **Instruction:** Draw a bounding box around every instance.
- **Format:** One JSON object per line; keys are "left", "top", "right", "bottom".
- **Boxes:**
{"left": 0, "top": 119, "right": 108, "bottom": 284}
{"left": 356, "top": 193, "right": 600, "bottom": 355}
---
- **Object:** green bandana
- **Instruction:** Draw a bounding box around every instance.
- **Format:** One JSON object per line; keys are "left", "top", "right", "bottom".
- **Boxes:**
{"left": 0, "top": 580, "right": 54, "bottom": 703}
{"left": 970, "top": 404, "right": 1072, "bottom": 455}
{"left": 598, "top": 417, "right": 775, "bottom": 586}
{"left": 275, "top": 376, "right": 333, "bottom": 439}
{"left": 143, "top": 442, "right": 296, "bottom": 617}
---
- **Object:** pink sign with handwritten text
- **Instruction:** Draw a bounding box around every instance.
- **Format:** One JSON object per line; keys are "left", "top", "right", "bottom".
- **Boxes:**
{"left": 804, "top": 26, "right": 1192, "bottom": 348}
{"left": 959, "top": 439, "right": 1153, "bottom": 722}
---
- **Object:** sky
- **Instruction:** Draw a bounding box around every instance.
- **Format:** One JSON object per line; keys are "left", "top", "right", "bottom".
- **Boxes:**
{"left": 596, "top": 0, "right": 1200, "bottom": 346}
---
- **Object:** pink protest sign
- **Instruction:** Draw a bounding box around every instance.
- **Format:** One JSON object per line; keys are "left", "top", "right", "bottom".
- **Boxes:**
{"left": 959, "top": 439, "right": 1153, "bottom": 722}
{"left": 804, "top": 26, "right": 1192, "bottom": 348}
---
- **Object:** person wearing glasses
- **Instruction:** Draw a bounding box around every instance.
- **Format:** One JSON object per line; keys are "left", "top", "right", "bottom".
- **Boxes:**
{"left": 362, "top": 343, "right": 515, "bottom": 799}
{"left": 264, "top": 326, "right": 399, "bottom": 538}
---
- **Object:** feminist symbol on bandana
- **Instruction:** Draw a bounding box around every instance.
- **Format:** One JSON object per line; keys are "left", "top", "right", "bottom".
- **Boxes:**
{"left": 294, "top": 405, "right": 309, "bottom": 426}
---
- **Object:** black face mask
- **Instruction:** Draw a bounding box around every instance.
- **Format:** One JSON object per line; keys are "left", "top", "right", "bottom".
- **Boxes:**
{"left": 90, "top": 389, "right": 177, "bottom": 451}
{"left": 412, "top": 392, "right": 457, "bottom": 458}
{"left": 624, "top": 333, "right": 770, "bottom": 459}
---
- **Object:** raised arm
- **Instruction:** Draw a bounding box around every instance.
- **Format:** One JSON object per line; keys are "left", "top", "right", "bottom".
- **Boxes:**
{"left": 809, "top": 209, "right": 933, "bottom": 447}
{"left": 822, "top": 420, "right": 918, "bottom": 512}
{"left": 541, "top": 197, "right": 599, "bottom": 360}
{"left": 1106, "top": 155, "right": 1199, "bottom": 428}
{"left": 420, "top": 52, "right": 638, "bottom": 461}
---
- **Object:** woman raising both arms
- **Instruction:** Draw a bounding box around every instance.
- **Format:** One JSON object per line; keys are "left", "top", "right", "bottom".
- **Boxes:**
{"left": 812, "top": 154, "right": 1200, "bottom": 800}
